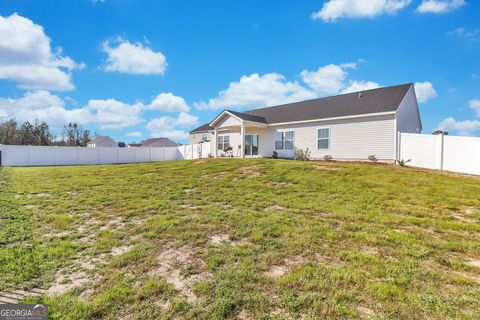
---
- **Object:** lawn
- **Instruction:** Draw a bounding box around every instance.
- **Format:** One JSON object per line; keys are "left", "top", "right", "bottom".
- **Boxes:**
{"left": 0, "top": 159, "right": 479, "bottom": 319}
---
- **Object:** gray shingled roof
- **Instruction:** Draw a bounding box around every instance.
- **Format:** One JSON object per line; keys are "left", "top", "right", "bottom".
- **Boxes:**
{"left": 226, "top": 110, "right": 267, "bottom": 123}
{"left": 139, "top": 138, "right": 178, "bottom": 147}
{"left": 189, "top": 123, "right": 214, "bottom": 134}
{"left": 244, "top": 83, "right": 412, "bottom": 124}
{"left": 190, "top": 84, "right": 412, "bottom": 133}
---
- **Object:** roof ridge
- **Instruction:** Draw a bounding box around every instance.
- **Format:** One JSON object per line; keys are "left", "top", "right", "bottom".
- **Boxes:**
{"left": 245, "top": 83, "right": 412, "bottom": 113}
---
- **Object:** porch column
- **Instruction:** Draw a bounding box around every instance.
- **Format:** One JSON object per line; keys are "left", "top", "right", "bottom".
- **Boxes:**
{"left": 240, "top": 123, "right": 245, "bottom": 158}
{"left": 213, "top": 128, "right": 218, "bottom": 158}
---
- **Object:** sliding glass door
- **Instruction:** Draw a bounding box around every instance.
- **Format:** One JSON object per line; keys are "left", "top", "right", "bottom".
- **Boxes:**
{"left": 244, "top": 135, "right": 259, "bottom": 156}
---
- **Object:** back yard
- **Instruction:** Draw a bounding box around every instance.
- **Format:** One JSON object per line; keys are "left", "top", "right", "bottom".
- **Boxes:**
{"left": 0, "top": 159, "right": 479, "bottom": 319}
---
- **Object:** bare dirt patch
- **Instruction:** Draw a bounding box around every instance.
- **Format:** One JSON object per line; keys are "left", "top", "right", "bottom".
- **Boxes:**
{"left": 451, "top": 214, "right": 477, "bottom": 223}
{"left": 66, "top": 190, "right": 81, "bottom": 197}
{"left": 465, "top": 260, "right": 480, "bottom": 268}
{"left": 111, "top": 245, "right": 133, "bottom": 257}
{"left": 237, "top": 164, "right": 264, "bottom": 177}
{"left": 265, "top": 256, "right": 306, "bottom": 278}
{"left": 360, "top": 246, "right": 379, "bottom": 255}
{"left": 212, "top": 171, "right": 227, "bottom": 180}
{"left": 357, "top": 306, "right": 376, "bottom": 317}
{"left": 209, "top": 234, "right": 248, "bottom": 246}
{"left": 150, "top": 245, "right": 210, "bottom": 302}
{"left": 99, "top": 216, "right": 126, "bottom": 231}
{"left": 46, "top": 270, "right": 92, "bottom": 295}
{"left": 263, "top": 205, "right": 286, "bottom": 212}
{"left": 312, "top": 165, "right": 341, "bottom": 171}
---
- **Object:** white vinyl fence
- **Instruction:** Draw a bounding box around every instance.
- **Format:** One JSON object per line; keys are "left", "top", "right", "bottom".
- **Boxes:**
{"left": 0, "top": 143, "right": 211, "bottom": 167}
{"left": 399, "top": 133, "right": 480, "bottom": 175}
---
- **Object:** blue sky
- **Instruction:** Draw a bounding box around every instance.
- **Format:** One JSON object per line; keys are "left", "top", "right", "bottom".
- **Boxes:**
{"left": 0, "top": 0, "right": 479, "bottom": 143}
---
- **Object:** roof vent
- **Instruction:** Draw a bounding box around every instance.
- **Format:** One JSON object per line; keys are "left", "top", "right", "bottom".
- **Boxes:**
{"left": 358, "top": 92, "right": 363, "bottom": 98}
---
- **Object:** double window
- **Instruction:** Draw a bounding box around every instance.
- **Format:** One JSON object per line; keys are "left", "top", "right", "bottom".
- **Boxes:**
{"left": 317, "top": 128, "right": 330, "bottom": 149}
{"left": 275, "top": 131, "right": 294, "bottom": 150}
{"left": 217, "top": 135, "right": 230, "bottom": 151}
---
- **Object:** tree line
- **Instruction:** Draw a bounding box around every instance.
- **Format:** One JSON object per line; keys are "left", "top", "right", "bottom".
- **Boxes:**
{"left": 0, "top": 119, "right": 93, "bottom": 146}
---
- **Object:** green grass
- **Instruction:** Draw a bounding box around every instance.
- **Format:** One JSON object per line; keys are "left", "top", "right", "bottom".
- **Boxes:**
{"left": 1, "top": 159, "right": 479, "bottom": 319}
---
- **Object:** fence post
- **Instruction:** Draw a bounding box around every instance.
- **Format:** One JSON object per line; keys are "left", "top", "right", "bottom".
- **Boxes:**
{"left": 396, "top": 131, "right": 401, "bottom": 162}
{"left": 440, "top": 133, "right": 445, "bottom": 171}
{"left": 117, "top": 148, "right": 120, "bottom": 164}
{"left": 149, "top": 148, "right": 152, "bottom": 162}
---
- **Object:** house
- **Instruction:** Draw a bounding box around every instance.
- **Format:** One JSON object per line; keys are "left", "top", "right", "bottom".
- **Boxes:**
{"left": 87, "top": 136, "right": 118, "bottom": 148}
{"left": 189, "top": 83, "right": 421, "bottom": 161}
{"left": 133, "top": 137, "right": 178, "bottom": 148}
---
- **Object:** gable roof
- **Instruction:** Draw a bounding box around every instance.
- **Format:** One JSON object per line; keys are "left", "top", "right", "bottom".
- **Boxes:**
{"left": 88, "top": 136, "right": 116, "bottom": 144}
{"left": 138, "top": 137, "right": 178, "bottom": 147}
{"left": 189, "top": 83, "right": 413, "bottom": 133}
{"left": 225, "top": 110, "right": 267, "bottom": 124}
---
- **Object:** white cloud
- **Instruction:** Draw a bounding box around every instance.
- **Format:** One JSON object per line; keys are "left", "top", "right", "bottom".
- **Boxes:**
{"left": 414, "top": 81, "right": 437, "bottom": 103}
{"left": 126, "top": 131, "right": 143, "bottom": 138}
{"left": 102, "top": 38, "right": 167, "bottom": 75}
{"left": 146, "top": 112, "right": 199, "bottom": 140}
{"left": 0, "top": 91, "right": 90, "bottom": 126}
{"left": 312, "top": 0, "right": 412, "bottom": 22}
{"left": 300, "top": 64, "right": 348, "bottom": 95}
{"left": 0, "top": 13, "right": 82, "bottom": 91}
{"left": 340, "top": 80, "right": 380, "bottom": 94}
{"left": 416, "top": 0, "right": 465, "bottom": 14}
{"left": 86, "top": 98, "right": 144, "bottom": 130}
{"left": 301, "top": 63, "right": 380, "bottom": 96}
{"left": 436, "top": 117, "right": 480, "bottom": 136}
{"left": 436, "top": 99, "right": 480, "bottom": 136}
{"left": 447, "top": 27, "right": 480, "bottom": 42}
{"left": 194, "top": 73, "right": 316, "bottom": 110}
{"left": 147, "top": 92, "right": 190, "bottom": 112}
{"left": 469, "top": 99, "right": 480, "bottom": 117}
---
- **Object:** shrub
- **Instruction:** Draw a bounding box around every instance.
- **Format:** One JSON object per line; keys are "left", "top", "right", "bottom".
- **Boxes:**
{"left": 323, "top": 155, "right": 333, "bottom": 161}
{"left": 294, "top": 148, "right": 311, "bottom": 161}
{"left": 368, "top": 155, "right": 378, "bottom": 162}
{"left": 396, "top": 159, "right": 411, "bottom": 167}
{"left": 272, "top": 151, "right": 278, "bottom": 159}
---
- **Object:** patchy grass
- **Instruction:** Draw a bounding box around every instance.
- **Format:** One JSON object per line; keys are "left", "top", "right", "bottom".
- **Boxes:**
{"left": 1, "top": 159, "right": 479, "bottom": 319}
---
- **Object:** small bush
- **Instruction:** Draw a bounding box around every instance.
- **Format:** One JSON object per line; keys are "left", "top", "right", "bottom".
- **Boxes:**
{"left": 272, "top": 151, "right": 278, "bottom": 159}
{"left": 396, "top": 159, "right": 411, "bottom": 167}
{"left": 323, "top": 155, "right": 333, "bottom": 161}
{"left": 368, "top": 155, "right": 378, "bottom": 162}
{"left": 294, "top": 148, "right": 311, "bottom": 161}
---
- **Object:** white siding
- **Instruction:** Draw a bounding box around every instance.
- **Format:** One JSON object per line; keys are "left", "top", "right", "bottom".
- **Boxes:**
{"left": 189, "top": 132, "right": 212, "bottom": 145}
{"left": 261, "top": 115, "right": 396, "bottom": 160}
{"left": 396, "top": 85, "right": 422, "bottom": 133}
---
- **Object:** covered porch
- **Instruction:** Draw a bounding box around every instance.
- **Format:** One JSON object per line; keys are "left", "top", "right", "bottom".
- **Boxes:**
{"left": 210, "top": 110, "right": 268, "bottom": 158}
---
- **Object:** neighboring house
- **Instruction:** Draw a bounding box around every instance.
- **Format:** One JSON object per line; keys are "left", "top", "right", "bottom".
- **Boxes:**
{"left": 189, "top": 124, "right": 214, "bottom": 145}
{"left": 189, "top": 83, "right": 422, "bottom": 161}
{"left": 87, "top": 136, "right": 118, "bottom": 148}
{"left": 134, "top": 138, "right": 178, "bottom": 148}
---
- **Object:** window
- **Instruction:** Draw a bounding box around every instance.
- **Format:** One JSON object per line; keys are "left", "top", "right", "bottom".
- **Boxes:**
{"left": 217, "top": 135, "right": 230, "bottom": 151}
{"left": 284, "top": 131, "right": 294, "bottom": 150}
{"left": 201, "top": 133, "right": 208, "bottom": 141}
{"left": 317, "top": 128, "right": 330, "bottom": 149}
{"left": 275, "top": 131, "right": 294, "bottom": 150}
